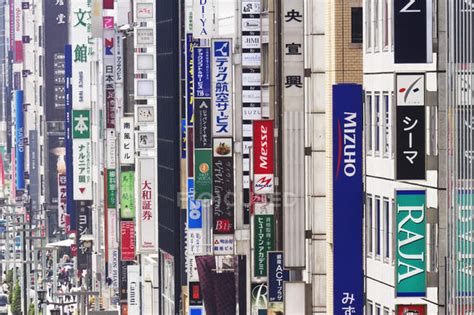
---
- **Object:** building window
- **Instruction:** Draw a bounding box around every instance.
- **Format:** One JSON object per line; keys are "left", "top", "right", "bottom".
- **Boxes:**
{"left": 375, "top": 94, "right": 381, "bottom": 155}
{"left": 365, "top": 0, "right": 372, "bottom": 50}
{"left": 383, "top": 198, "right": 390, "bottom": 261}
{"left": 376, "top": 304, "right": 382, "bottom": 315}
{"left": 367, "top": 301, "right": 374, "bottom": 315}
{"left": 374, "top": 0, "right": 379, "bottom": 51}
{"left": 367, "top": 195, "right": 373, "bottom": 256}
{"left": 367, "top": 93, "right": 373, "bottom": 153}
{"left": 376, "top": 197, "right": 381, "bottom": 257}
{"left": 382, "top": 0, "right": 389, "bottom": 49}
{"left": 351, "top": 7, "right": 363, "bottom": 43}
{"left": 383, "top": 93, "right": 390, "bottom": 157}
{"left": 384, "top": 307, "right": 390, "bottom": 315}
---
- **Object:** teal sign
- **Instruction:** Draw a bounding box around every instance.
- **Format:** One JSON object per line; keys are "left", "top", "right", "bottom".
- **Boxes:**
{"left": 457, "top": 190, "right": 474, "bottom": 296}
{"left": 396, "top": 190, "right": 426, "bottom": 297}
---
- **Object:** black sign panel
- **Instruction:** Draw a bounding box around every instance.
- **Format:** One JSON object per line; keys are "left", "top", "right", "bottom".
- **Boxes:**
{"left": 394, "top": 0, "right": 428, "bottom": 63}
{"left": 119, "top": 261, "right": 131, "bottom": 301}
{"left": 396, "top": 106, "right": 425, "bottom": 179}
{"left": 195, "top": 98, "right": 211, "bottom": 148}
{"left": 212, "top": 138, "right": 234, "bottom": 234}
{"left": 76, "top": 200, "right": 92, "bottom": 270}
{"left": 189, "top": 282, "right": 203, "bottom": 306}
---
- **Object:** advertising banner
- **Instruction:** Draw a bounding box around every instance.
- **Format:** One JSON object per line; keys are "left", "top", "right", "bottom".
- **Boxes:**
{"left": 15, "top": 90, "right": 24, "bottom": 190}
{"left": 189, "top": 281, "right": 203, "bottom": 306}
{"left": 120, "top": 171, "right": 135, "bottom": 219}
{"left": 72, "top": 139, "right": 92, "bottom": 200}
{"left": 253, "top": 120, "right": 274, "bottom": 194}
{"left": 120, "top": 117, "right": 134, "bottom": 165}
{"left": 188, "top": 179, "right": 203, "bottom": 229}
{"left": 268, "top": 251, "right": 289, "bottom": 303}
{"left": 332, "top": 84, "right": 363, "bottom": 313}
{"left": 212, "top": 138, "right": 234, "bottom": 234}
{"left": 457, "top": 190, "right": 474, "bottom": 296}
{"left": 186, "top": 34, "right": 198, "bottom": 127}
{"left": 127, "top": 265, "right": 140, "bottom": 313}
{"left": 192, "top": 0, "right": 215, "bottom": 39}
{"left": 212, "top": 234, "right": 234, "bottom": 255}
{"left": 104, "top": 25, "right": 116, "bottom": 128}
{"left": 58, "top": 174, "right": 67, "bottom": 230}
{"left": 394, "top": 0, "right": 432, "bottom": 63}
{"left": 76, "top": 200, "right": 92, "bottom": 270}
{"left": 396, "top": 74, "right": 425, "bottom": 180}
{"left": 195, "top": 99, "right": 212, "bottom": 149}
{"left": 29, "top": 131, "right": 39, "bottom": 224}
{"left": 254, "top": 202, "right": 275, "bottom": 278}
{"left": 106, "top": 129, "right": 117, "bottom": 169}
{"left": 195, "top": 149, "right": 212, "bottom": 199}
{"left": 121, "top": 221, "right": 135, "bottom": 261}
{"left": 138, "top": 158, "right": 157, "bottom": 252}
{"left": 194, "top": 47, "right": 211, "bottom": 99}
{"left": 396, "top": 305, "right": 426, "bottom": 315}
{"left": 251, "top": 282, "right": 268, "bottom": 314}
{"left": 212, "top": 39, "right": 233, "bottom": 137}
{"left": 396, "top": 190, "right": 426, "bottom": 297}
{"left": 65, "top": 44, "right": 75, "bottom": 229}
{"left": 107, "top": 169, "right": 117, "bottom": 206}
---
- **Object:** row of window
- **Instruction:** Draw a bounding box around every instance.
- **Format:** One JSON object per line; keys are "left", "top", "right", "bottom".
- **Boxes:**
{"left": 366, "top": 194, "right": 393, "bottom": 263}
{"left": 367, "top": 301, "right": 394, "bottom": 315}
{"left": 365, "top": 0, "right": 394, "bottom": 52}
{"left": 366, "top": 91, "right": 393, "bottom": 158}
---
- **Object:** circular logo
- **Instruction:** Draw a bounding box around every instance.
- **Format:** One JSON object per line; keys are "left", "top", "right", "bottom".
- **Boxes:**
{"left": 199, "top": 163, "right": 209, "bottom": 174}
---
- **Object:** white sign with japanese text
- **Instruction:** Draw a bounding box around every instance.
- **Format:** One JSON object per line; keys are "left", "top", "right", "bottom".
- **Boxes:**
{"left": 72, "top": 139, "right": 92, "bottom": 200}
{"left": 192, "top": 0, "right": 216, "bottom": 39}
{"left": 212, "top": 39, "right": 233, "bottom": 137}
{"left": 213, "top": 234, "right": 234, "bottom": 255}
{"left": 138, "top": 157, "right": 157, "bottom": 252}
{"left": 120, "top": 117, "right": 135, "bottom": 165}
{"left": 106, "top": 129, "right": 116, "bottom": 169}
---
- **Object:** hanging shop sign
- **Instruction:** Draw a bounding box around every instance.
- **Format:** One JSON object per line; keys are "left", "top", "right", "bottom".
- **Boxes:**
{"left": 72, "top": 139, "right": 92, "bottom": 200}
{"left": 394, "top": 0, "right": 432, "bottom": 64}
{"left": 120, "top": 117, "right": 135, "bottom": 165}
{"left": 396, "top": 305, "right": 426, "bottom": 315}
{"left": 58, "top": 174, "right": 67, "bottom": 230}
{"left": 396, "top": 190, "right": 426, "bottom": 297}
{"left": 106, "top": 129, "right": 117, "bottom": 169}
{"left": 213, "top": 234, "right": 234, "bottom": 255}
{"left": 15, "top": 90, "right": 24, "bottom": 190}
{"left": 195, "top": 149, "right": 212, "bottom": 200}
{"left": 188, "top": 179, "right": 203, "bottom": 229}
{"left": 107, "top": 169, "right": 117, "bottom": 207}
{"left": 396, "top": 74, "right": 426, "bottom": 180}
{"left": 268, "top": 251, "right": 289, "bottom": 303}
{"left": 253, "top": 120, "right": 274, "bottom": 194}
{"left": 138, "top": 158, "right": 157, "bottom": 252}
{"left": 76, "top": 200, "right": 92, "bottom": 270}
{"left": 332, "top": 84, "right": 363, "bottom": 313}
{"left": 121, "top": 221, "right": 135, "bottom": 261}
{"left": 120, "top": 171, "right": 135, "bottom": 219}
{"left": 254, "top": 202, "right": 275, "bottom": 278}
{"left": 192, "top": 0, "right": 215, "bottom": 39}
{"left": 212, "top": 39, "right": 233, "bottom": 137}
{"left": 127, "top": 265, "right": 140, "bottom": 314}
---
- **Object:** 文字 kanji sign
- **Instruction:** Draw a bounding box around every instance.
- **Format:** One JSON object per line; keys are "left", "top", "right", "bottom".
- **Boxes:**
{"left": 72, "top": 139, "right": 92, "bottom": 200}
{"left": 138, "top": 158, "right": 156, "bottom": 252}
{"left": 72, "top": 110, "right": 90, "bottom": 139}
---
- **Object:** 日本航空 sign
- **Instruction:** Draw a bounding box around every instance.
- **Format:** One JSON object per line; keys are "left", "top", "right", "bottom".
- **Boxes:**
{"left": 396, "top": 190, "right": 426, "bottom": 297}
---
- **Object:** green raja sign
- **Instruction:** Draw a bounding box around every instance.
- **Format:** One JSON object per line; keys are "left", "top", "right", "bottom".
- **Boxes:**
{"left": 396, "top": 190, "right": 426, "bottom": 297}
{"left": 120, "top": 171, "right": 135, "bottom": 219}
{"left": 194, "top": 149, "right": 212, "bottom": 199}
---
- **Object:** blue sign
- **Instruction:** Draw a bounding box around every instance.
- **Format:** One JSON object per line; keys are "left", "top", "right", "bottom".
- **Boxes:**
{"left": 268, "top": 251, "right": 289, "bottom": 303}
{"left": 182, "top": 118, "right": 186, "bottom": 159}
{"left": 332, "top": 84, "right": 363, "bottom": 314}
{"left": 15, "top": 90, "right": 24, "bottom": 190}
{"left": 186, "top": 34, "right": 198, "bottom": 126}
{"left": 190, "top": 308, "right": 203, "bottom": 315}
{"left": 65, "top": 44, "right": 75, "bottom": 230}
{"left": 187, "top": 179, "right": 203, "bottom": 229}
{"left": 193, "top": 47, "right": 211, "bottom": 99}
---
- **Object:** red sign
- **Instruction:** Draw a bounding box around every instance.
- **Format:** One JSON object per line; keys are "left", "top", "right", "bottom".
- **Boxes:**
{"left": 121, "top": 221, "right": 135, "bottom": 261}
{"left": 103, "top": 0, "right": 114, "bottom": 9}
{"left": 397, "top": 305, "right": 426, "bottom": 315}
{"left": 253, "top": 120, "right": 274, "bottom": 194}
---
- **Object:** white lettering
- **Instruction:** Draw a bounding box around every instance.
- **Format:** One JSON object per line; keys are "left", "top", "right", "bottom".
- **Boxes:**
{"left": 400, "top": 0, "right": 421, "bottom": 13}
{"left": 343, "top": 112, "right": 357, "bottom": 177}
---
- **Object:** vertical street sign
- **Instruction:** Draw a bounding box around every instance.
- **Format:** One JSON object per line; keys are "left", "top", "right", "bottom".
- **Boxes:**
{"left": 254, "top": 202, "right": 275, "bottom": 278}
{"left": 396, "top": 190, "right": 426, "bottom": 297}
{"left": 138, "top": 157, "right": 157, "bottom": 252}
{"left": 332, "top": 84, "right": 363, "bottom": 313}
{"left": 120, "top": 171, "right": 135, "bottom": 219}
{"left": 396, "top": 74, "right": 426, "bottom": 180}
{"left": 212, "top": 39, "right": 233, "bottom": 137}
{"left": 253, "top": 120, "right": 274, "bottom": 194}
{"left": 394, "top": 0, "right": 432, "bottom": 63}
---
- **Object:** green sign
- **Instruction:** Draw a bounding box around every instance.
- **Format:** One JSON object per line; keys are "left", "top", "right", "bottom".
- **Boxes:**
{"left": 73, "top": 110, "right": 91, "bottom": 139}
{"left": 396, "top": 190, "right": 426, "bottom": 297}
{"left": 120, "top": 171, "right": 135, "bottom": 219}
{"left": 254, "top": 214, "right": 275, "bottom": 277}
{"left": 195, "top": 149, "right": 212, "bottom": 199}
{"left": 107, "top": 169, "right": 117, "bottom": 207}
{"left": 457, "top": 191, "right": 474, "bottom": 295}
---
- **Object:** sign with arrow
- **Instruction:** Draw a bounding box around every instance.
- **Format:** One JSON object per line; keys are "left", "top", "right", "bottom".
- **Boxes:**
{"left": 195, "top": 98, "right": 211, "bottom": 149}
{"left": 73, "top": 139, "right": 92, "bottom": 200}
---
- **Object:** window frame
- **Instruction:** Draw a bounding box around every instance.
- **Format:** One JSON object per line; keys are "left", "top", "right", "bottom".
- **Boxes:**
{"left": 383, "top": 92, "right": 390, "bottom": 157}
{"left": 351, "top": 7, "right": 363, "bottom": 44}
{"left": 365, "top": 0, "right": 372, "bottom": 51}
{"left": 375, "top": 197, "right": 381, "bottom": 258}
{"left": 367, "top": 194, "right": 374, "bottom": 257}
{"left": 383, "top": 198, "right": 391, "bottom": 262}
{"left": 375, "top": 93, "right": 381, "bottom": 156}
{"left": 366, "top": 93, "right": 373, "bottom": 154}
